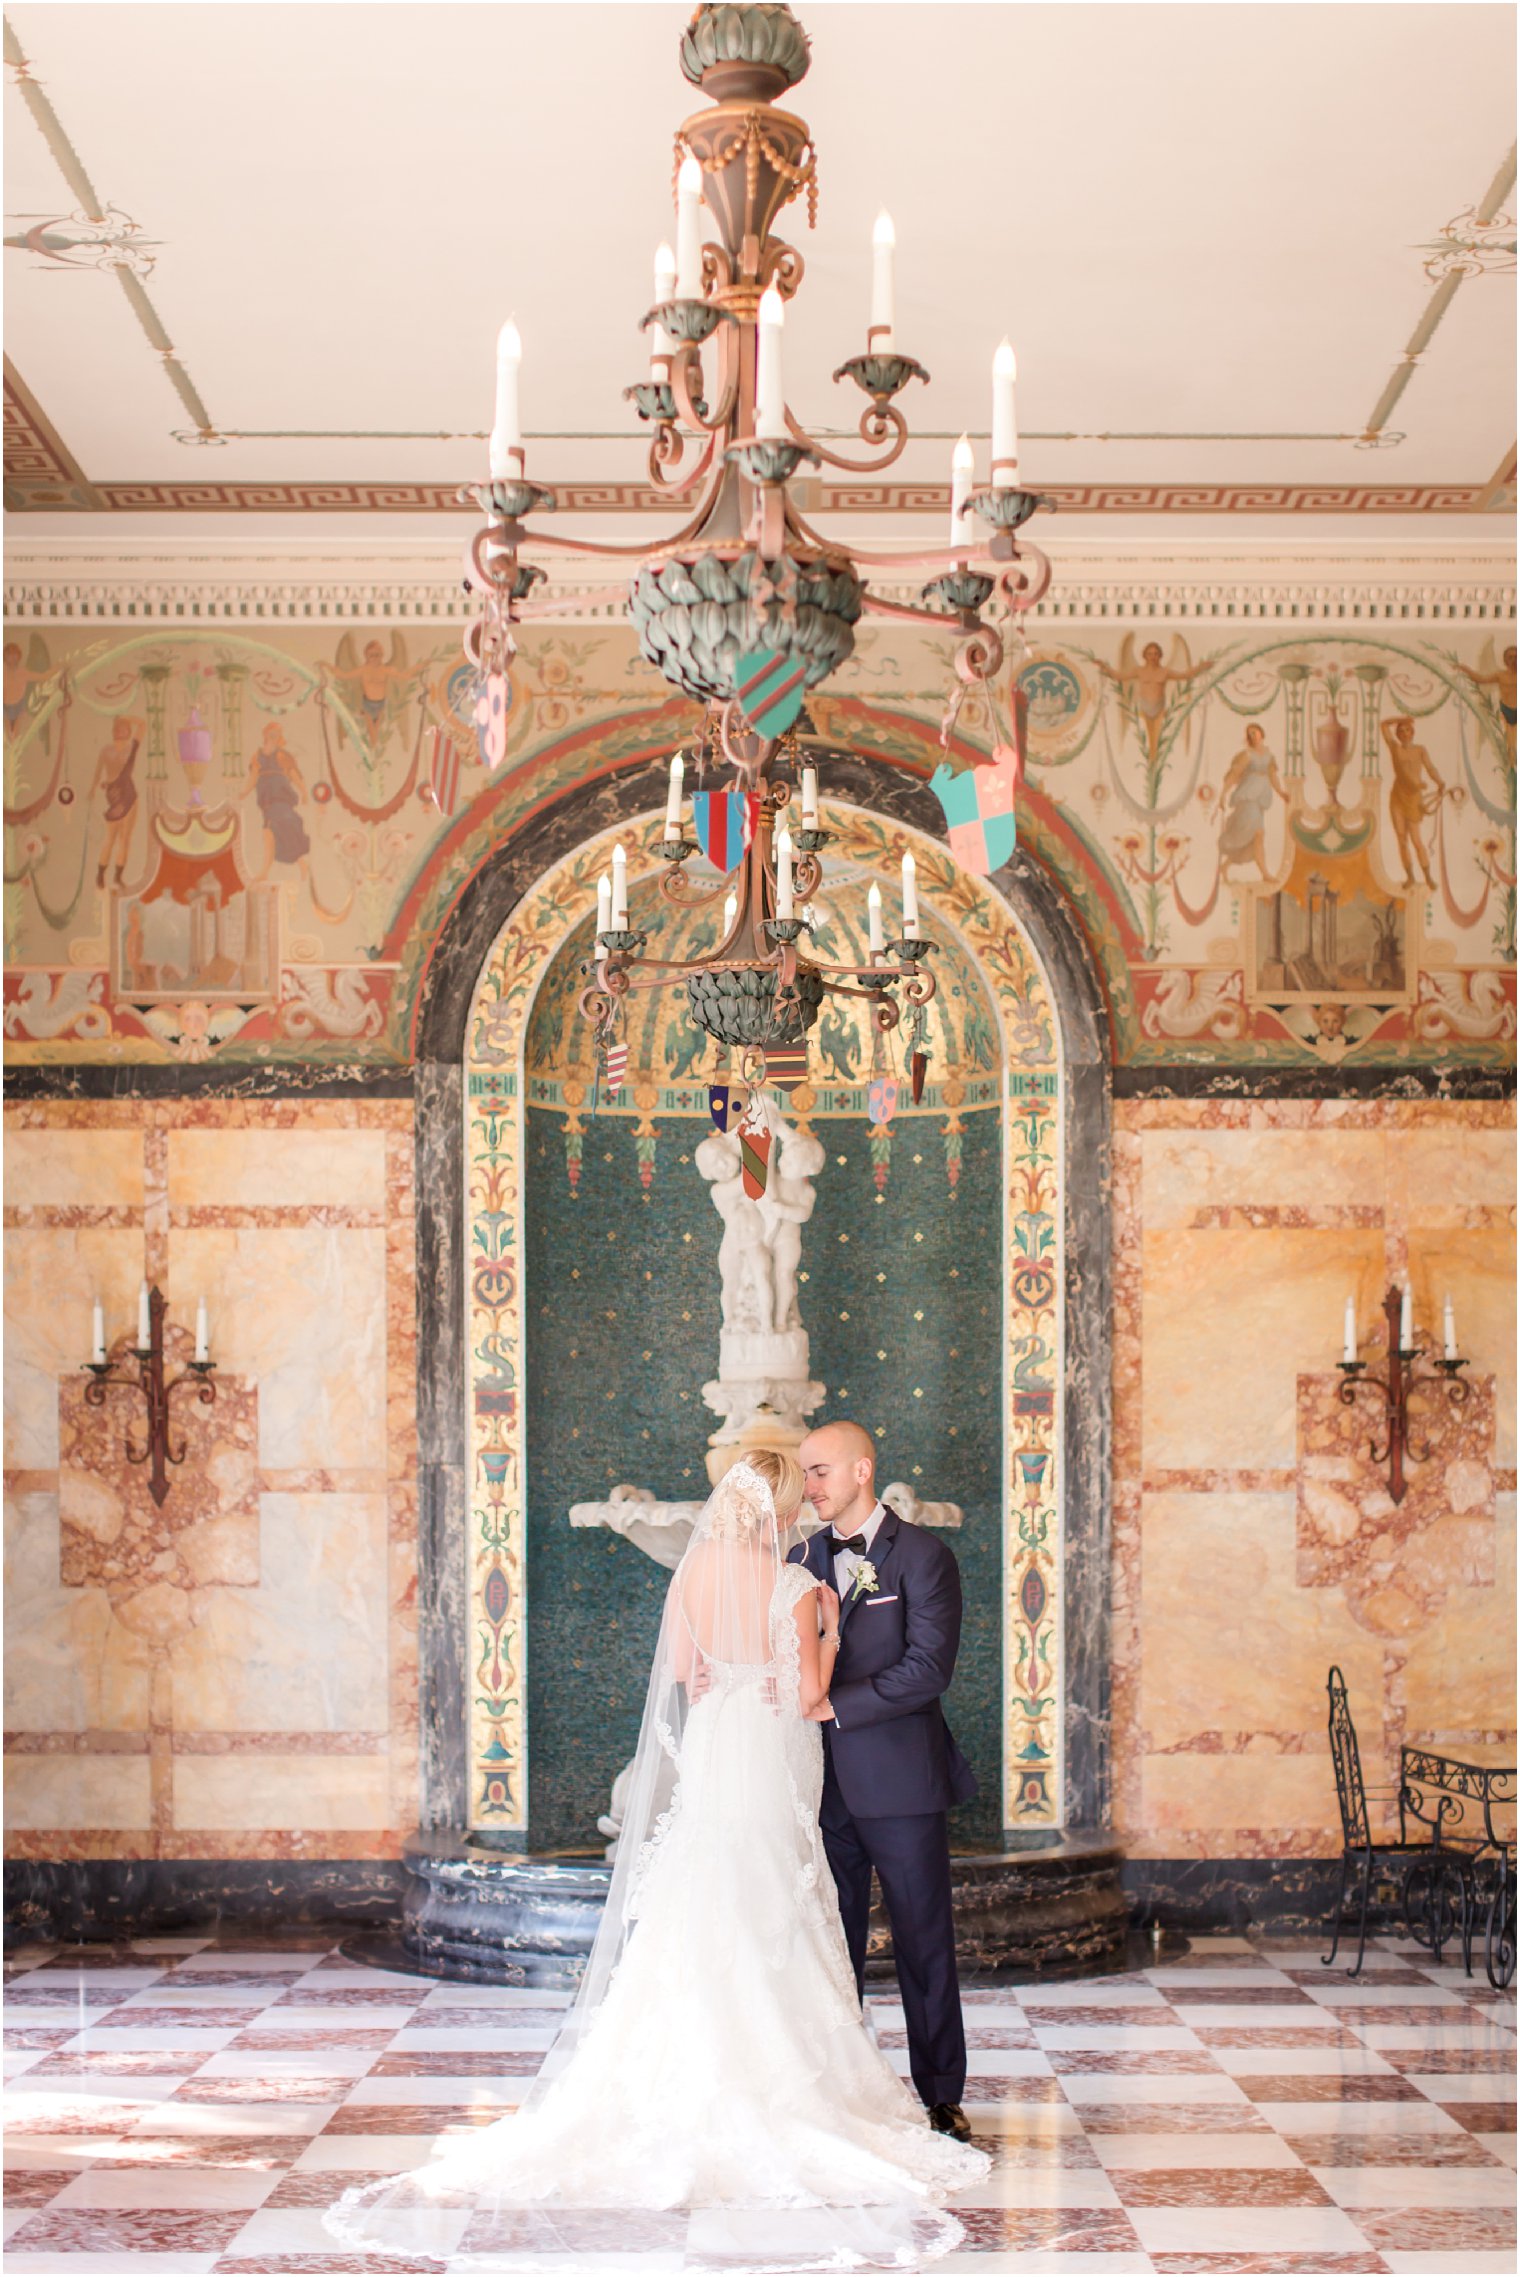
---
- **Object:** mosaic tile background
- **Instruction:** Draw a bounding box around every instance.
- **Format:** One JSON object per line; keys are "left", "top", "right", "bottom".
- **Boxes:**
{"left": 523, "top": 1105, "right": 1005, "bottom": 1853}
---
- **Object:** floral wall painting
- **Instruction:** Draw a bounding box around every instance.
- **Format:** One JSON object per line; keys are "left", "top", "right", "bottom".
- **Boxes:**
{"left": 2, "top": 616, "right": 1514, "bottom": 1068}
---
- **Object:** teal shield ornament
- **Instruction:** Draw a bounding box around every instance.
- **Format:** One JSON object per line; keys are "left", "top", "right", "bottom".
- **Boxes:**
{"left": 734, "top": 647, "right": 808, "bottom": 738}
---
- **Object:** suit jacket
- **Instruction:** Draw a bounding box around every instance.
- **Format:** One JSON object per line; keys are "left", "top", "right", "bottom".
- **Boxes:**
{"left": 788, "top": 1505, "right": 977, "bottom": 1820}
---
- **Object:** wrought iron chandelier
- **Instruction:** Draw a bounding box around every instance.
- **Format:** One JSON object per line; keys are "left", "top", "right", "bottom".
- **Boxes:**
{"left": 459, "top": 0, "right": 1054, "bottom": 1079}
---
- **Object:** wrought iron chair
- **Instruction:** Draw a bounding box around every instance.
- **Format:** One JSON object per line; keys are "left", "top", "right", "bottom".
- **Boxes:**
{"left": 1398, "top": 1747, "right": 1490, "bottom": 1969}
{"left": 1482, "top": 1777, "right": 1516, "bottom": 1991}
{"left": 1321, "top": 1666, "right": 1433, "bottom": 1977}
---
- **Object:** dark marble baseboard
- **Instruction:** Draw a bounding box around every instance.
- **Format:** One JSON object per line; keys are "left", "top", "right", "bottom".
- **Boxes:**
{"left": 1114, "top": 1063, "right": 1515, "bottom": 1100}
{"left": 4, "top": 1859, "right": 407, "bottom": 1945}
{"left": 3, "top": 1063, "right": 414, "bottom": 1099}
{"left": 1126, "top": 1854, "right": 1409, "bottom": 1937}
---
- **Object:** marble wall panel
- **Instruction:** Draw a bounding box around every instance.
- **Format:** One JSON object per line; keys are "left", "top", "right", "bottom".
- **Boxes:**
{"left": 171, "top": 1753, "right": 391, "bottom": 1832}
{"left": 169, "top": 1226, "right": 387, "bottom": 1471}
{"left": 3, "top": 1130, "right": 144, "bottom": 1212}
{"left": 4, "top": 1228, "right": 146, "bottom": 1467}
{"left": 1141, "top": 1225, "right": 1385, "bottom": 1472}
{"left": 1116, "top": 1098, "right": 1517, "bottom": 1862}
{"left": 4, "top": 1755, "right": 152, "bottom": 1832}
{"left": 167, "top": 1129, "right": 388, "bottom": 1211}
{"left": 170, "top": 1494, "right": 388, "bottom": 1732}
{"left": 4, "top": 1490, "right": 153, "bottom": 1731}
{"left": 1139, "top": 1491, "right": 1385, "bottom": 1751}
{"left": 3, "top": 1100, "right": 416, "bottom": 1864}
{"left": 1141, "top": 1753, "right": 1340, "bottom": 1848}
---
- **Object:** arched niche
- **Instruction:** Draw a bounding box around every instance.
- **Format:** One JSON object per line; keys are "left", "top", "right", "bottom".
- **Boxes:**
{"left": 412, "top": 750, "right": 1112, "bottom": 1845}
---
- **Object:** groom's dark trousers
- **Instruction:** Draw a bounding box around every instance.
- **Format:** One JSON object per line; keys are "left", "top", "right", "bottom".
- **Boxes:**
{"left": 790, "top": 1505, "right": 976, "bottom": 2110}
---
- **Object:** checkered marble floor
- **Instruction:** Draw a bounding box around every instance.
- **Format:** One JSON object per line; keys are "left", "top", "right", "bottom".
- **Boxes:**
{"left": 3, "top": 1930, "right": 1513, "bottom": 2275}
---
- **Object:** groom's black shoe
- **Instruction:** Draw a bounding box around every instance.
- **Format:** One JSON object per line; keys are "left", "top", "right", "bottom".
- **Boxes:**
{"left": 928, "top": 2102, "right": 971, "bottom": 2142}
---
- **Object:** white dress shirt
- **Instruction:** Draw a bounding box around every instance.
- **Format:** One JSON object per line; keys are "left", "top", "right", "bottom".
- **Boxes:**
{"left": 829, "top": 1500, "right": 887, "bottom": 1603}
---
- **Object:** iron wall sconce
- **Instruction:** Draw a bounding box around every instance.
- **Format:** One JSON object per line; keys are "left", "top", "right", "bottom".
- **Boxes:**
{"left": 1338, "top": 1283, "right": 1469, "bottom": 1505}
{"left": 83, "top": 1284, "right": 216, "bottom": 1508}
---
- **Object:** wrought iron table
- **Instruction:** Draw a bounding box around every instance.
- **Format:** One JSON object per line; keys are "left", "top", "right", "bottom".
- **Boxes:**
{"left": 1398, "top": 1747, "right": 1515, "bottom": 1988}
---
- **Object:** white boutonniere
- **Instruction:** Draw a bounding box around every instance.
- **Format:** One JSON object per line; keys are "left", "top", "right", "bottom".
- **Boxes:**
{"left": 851, "top": 1559, "right": 880, "bottom": 1600}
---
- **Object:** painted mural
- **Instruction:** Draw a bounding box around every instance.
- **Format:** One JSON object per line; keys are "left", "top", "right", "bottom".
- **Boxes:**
{"left": 4, "top": 620, "right": 1514, "bottom": 1069}
{"left": 462, "top": 805, "right": 1066, "bottom": 1837}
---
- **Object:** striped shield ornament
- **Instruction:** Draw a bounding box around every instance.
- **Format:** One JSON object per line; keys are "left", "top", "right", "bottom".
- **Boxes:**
{"left": 604, "top": 1040, "right": 628, "bottom": 1096}
{"left": 763, "top": 1041, "right": 809, "bottom": 1092}
{"left": 428, "top": 728, "right": 461, "bottom": 817}
{"left": 734, "top": 647, "right": 809, "bottom": 738}
{"left": 691, "top": 790, "right": 760, "bottom": 874}
{"left": 739, "top": 1115, "right": 772, "bottom": 1197}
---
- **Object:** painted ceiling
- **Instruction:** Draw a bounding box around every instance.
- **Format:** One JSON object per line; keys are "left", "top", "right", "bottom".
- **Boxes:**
{"left": 3, "top": 1, "right": 1516, "bottom": 551}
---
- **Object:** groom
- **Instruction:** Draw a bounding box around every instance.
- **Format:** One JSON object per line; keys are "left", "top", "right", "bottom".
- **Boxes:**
{"left": 790, "top": 1419, "right": 976, "bottom": 2142}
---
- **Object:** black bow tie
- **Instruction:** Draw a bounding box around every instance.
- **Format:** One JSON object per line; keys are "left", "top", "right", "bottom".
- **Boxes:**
{"left": 831, "top": 1532, "right": 869, "bottom": 1556}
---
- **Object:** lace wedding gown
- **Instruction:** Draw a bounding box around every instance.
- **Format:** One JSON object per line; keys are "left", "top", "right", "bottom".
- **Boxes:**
{"left": 328, "top": 1472, "right": 985, "bottom": 2272}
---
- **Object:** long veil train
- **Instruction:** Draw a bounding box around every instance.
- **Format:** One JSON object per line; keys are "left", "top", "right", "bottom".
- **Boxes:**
{"left": 326, "top": 1459, "right": 985, "bottom": 2273}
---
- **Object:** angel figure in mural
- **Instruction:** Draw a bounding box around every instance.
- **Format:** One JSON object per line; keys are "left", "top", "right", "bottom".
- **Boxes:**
{"left": 320, "top": 634, "right": 415, "bottom": 758}
{"left": 1380, "top": 715, "right": 1446, "bottom": 889}
{"left": 1459, "top": 643, "right": 1518, "bottom": 767}
{"left": 1097, "top": 637, "right": 1214, "bottom": 777}
{"left": 1217, "top": 723, "right": 1288, "bottom": 879}
{"left": 326, "top": 1446, "right": 986, "bottom": 2265}
{"left": 91, "top": 711, "right": 145, "bottom": 888}
{"left": 241, "top": 721, "right": 312, "bottom": 882}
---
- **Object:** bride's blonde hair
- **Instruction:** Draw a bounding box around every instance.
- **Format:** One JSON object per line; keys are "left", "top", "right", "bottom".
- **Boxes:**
{"left": 738, "top": 1447, "right": 805, "bottom": 1525}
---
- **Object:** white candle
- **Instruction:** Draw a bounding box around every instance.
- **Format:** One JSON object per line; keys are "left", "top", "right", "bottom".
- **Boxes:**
{"left": 596, "top": 871, "right": 612, "bottom": 937}
{"left": 1343, "top": 1296, "right": 1356, "bottom": 1365}
{"left": 1399, "top": 1283, "right": 1413, "bottom": 1352}
{"left": 651, "top": 242, "right": 676, "bottom": 368}
{"left": 901, "top": 851, "right": 920, "bottom": 938}
{"left": 755, "top": 286, "right": 785, "bottom": 440}
{"left": 867, "top": 880, "right": 884, "bottom": 953}
{"left": 91, "top": 1298, "right": 105, "bottom": 1366}
{"left": 664, "top": 753, "right": 684, "bottom": 839}
{"left": 610, "top": 843, "right": 629, "bottom": 929}
{"left": 722, "top": 890, "right": 738, "bottom": 933}
{"left": 950, "top": 432, "right": 974, "bottom": 553}
{"left": 870, "top": 209, "right": 895, "bottom": 349}
{"left": 137, "top": 1280, "right": 151, "bottom": 1350}
{"left": 801, "top": 765, "right": 819, "bottom": 828}
{"left": 1443, "top": 1294, "right": 1456, "bottom": 1360}
{"left": 194, "top": 1298, "right": 209, "bottom": 1365}
{"left": 991, "top": 338, "right": 1018, "bottom": 487}
{"left": 776, "top": 829, "right": 794, "bottom": 920}
{"left": 675, "top": 156, "right": 703, "bottom": 299}
{"left": 489, "top": 318, "right": 523, "bottom": 481}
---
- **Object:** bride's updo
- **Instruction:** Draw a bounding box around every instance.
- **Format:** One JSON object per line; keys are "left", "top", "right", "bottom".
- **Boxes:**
{"left": 739, "top": 1447, "right": 805, "bottom": 1526}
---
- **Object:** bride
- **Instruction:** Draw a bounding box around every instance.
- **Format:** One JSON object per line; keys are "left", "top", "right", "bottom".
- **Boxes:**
{"left": 328, "top": 1450, "right": 987, "bottom": 2270}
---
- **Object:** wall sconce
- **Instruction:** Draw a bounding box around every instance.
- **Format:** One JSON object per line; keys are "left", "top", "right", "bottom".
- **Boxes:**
{"left": 84, "top": 1282, "right": 216, "bottom": 1508}
{"left": 1338, "top": 1282, "right": 1469, "bottom": 1505}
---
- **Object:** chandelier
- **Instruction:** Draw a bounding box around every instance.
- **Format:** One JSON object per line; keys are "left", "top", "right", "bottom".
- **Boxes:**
{"left": 458, "top": 0, "right": 1054, "bottom": 1084}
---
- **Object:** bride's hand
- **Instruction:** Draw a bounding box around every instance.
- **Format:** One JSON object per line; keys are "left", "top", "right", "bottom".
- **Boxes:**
{"left": 817, "top": 1582, "right": 840, "bottom": 1631}
{"left": 806, "top": 1696, "right": 835, "bottom": 1722}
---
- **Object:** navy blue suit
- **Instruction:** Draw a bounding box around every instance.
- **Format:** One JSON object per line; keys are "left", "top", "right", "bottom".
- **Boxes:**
{"left": 788, "top": 1506, "right": 974, "bottom": 2108}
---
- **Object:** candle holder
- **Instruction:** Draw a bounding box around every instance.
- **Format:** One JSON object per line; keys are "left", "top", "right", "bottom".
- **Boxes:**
{"left": 1337, "top": 1284, "right": 1470, "bottom": 1506}
{"left": 764, "top": 917, "right": 807, "bottom": 945}
{"left": 598, "top": 929, "right": 648, "bottom": 957}
{"left": 889, "top": 936, "right": 935, "bottom": 963}
{"left": 83, "top": 1285, "right": 216, "bottom": 1510}
{"left": 832, "top": 352, "right": 931, "bottom": 404}
{"left": 656, "top": 837, "right": 700, "bottom": 863}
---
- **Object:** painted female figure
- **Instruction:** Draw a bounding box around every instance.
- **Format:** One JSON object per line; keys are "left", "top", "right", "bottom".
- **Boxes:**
{"left": 244, "top": 721, "right": 311, "bottom": 881}
{"left": 1218, "top": 723, "right": 1287, "bottom": 878}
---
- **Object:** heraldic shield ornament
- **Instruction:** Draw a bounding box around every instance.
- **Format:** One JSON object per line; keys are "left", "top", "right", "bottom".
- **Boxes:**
{"left": 867, "top": 1075, "right": 899, "bottom": 1127}
{"left": 473, "top": 671, "right": 511, "bottom": 770}
{"left": 692, "top": 790, "right": 760, "bottom": 873}
{"left": 708, "top": 1082, "right": 744, "bottom": 1132}
{"left": 734, "top": 646, "right": 809, "bottom": 739}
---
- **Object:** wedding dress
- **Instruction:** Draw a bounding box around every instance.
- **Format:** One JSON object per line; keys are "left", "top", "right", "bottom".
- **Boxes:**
{"left": 327, "top": 1461, "right": 986, "bottom": 2272}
